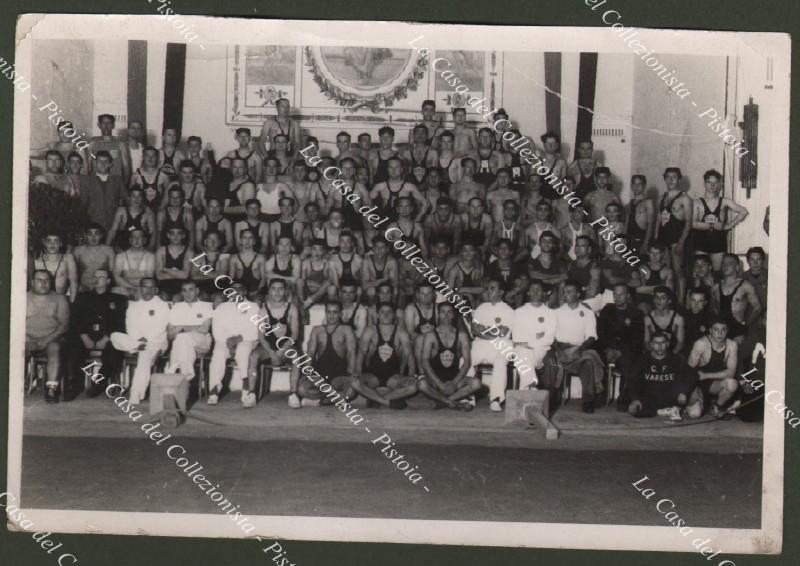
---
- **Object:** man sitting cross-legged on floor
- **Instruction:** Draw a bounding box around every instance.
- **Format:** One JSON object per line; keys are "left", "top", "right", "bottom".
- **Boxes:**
{"left": 296, "top": 301, "right": 357, "bottom": 408}
{"left": 688, "top": 317, "right": 739, "bottom": 417}
{"left": 628, "top": 331, "right": 700, "bottom": 420}
{"left": 418, "top": 302, "right": 478, "bottom": 410}
{"left": 350, "top": 302, "right": 419, "bottom": 409}
{"left": 247, "top": 278, "right": 301, "bottom": 409}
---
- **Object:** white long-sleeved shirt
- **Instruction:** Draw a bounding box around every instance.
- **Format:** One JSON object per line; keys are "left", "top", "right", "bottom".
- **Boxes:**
{"left": 554, "top": 302, "right": 597, "bottom": 346}
{"left": 169, "top": 300, "right": 214, "bottom": 328}
{"left": 125, "top": 296, "right": 171, "bottom": 342}
{"left": 212, "top": 300, "right": 260, "bottom": 342}
{"left": 512, "top": 303, "right": 557, "bottom": 349}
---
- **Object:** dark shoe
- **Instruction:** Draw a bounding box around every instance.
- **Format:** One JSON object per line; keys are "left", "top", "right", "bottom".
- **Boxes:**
{"left": 581, "top": 400, "right": 594, "bottom": 414}
{"left": 366, "top": 399, "right": 381, "bottom": 408}
{"left": 389, "top": 399, "right": 408, "bottom": 410}
{"left": 45, "top": 386, "right": 59, "bottom": 404}
{"left": 593, "top": 394, "right": 606, "bottom": 409}
{"left": 319, "top": 396, "right": 333, "bottom": 406}
{"left": 616, "top": 398, "right": 630, "bottom": 412}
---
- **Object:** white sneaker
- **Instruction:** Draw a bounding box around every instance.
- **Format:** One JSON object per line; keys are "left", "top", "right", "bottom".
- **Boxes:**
{"left": 490, "top": 399, "right": 503, "bottom": 412}
{"left": 242, "top": 392, "right": 256, "bottom": 409}
{"left": 301, "top": 397, "right": 321, "bottom": 407}
{"left": 466, "top": 395, "right": 476, "bottom": 408}
{"left": 288, "top": 393, "right": 301, "bottom": 409}
{"left": 658, "top": 406, "right": 682, "bottom": 421}
{"left": 207, "top": 393, "right": 219, "bottom": 405}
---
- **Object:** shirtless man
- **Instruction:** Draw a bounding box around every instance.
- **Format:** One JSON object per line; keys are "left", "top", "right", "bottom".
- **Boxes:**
{"left": 711, "top": 253, "right": 761, "bottom": 345}
{"left": 528, "top": 231, "right": 568, "bottom": 302}
{"left": 446, "top": 242, "right": 484, "bottom": 306}
{"left": 191, "top": 231, "right": 230, "bottom": 302}
{"left": 419, "top": 167, "right": 445, "bottom": 219}
{"left": 157, "top": 127, "right": 186, "bottom": 182}
{"left": 258, "top": 98, "right": 303, "bottom": 155}
{"left": 74, "top": 224, "right": 116, "bottom": 293}
{"left": 296, "top": 301, "right": 357, "bottom": 407}
{"left": 567, "top": 139, "right": 600, "bottom": 200}
{"left": 34, "top": 233, "right": 78, "bottom": 303}
{"left": 65, "top": 151, "right": 86, "bottom": 194}
{"left": 131, "top": 146, "right": 170, "bottom": 211}
{"left": 521, "top": 174, "right": 545, "bottom": 226}
{"left": 685, "top": 254, "right": 716, "bottom": 308}
{"left": 268, "top": 197, "right": 305, "bottom": 255}
{"left": 264, "top": 235, "right": 301, "bottom": 296}
{"left": 404, "top": 284, "right": 438, "bottom": 367}
{"left": 632, "top": 244, "right": 675, "bottom": 310}
{"left": 223, "top": 157, "right": 256, "bottom": 221}
{"left": 436, "top": 131, "right": 462, "bottom": 189}
{"left": 626, "top": 174, "right": 654, "bottom": 255}
{"left": 26, "top": 270, "right": 70, "bottom": 402}
{"left": 157, "top": 186, "right": 195, "bottom": 249}
{"left": 370, "top": 157, "right": 427, "bottom": 222}
{"left": 361, "top": 237, "right": 399, "bottom": 303}
{"left": 599, "top": 202, "right": 626, "bottom": 258}
{"left": 234, "top": 200, "right": 270, "bottom": 253}
{"left": 561, "top": 206, "right": 595, "bottom": 261}
{"left": 408, "top": 99, "right": 444, "bottom": 146}
{"left": 537, "top": 130, "right": 568, "bottom": 199}
{"left": 403, "top": 124, "right": 439, "bottom": 172}
{"left": 247, "top": 278, "right": 301, "bottom": 408}
{"left": 229, "top": 228, "right": 267, "bottom": 298}
{"left": 691, "top": 169, "right": 749, "bottom": 271}
{"left": 47, "top": 120, "right": 90, "bottom": 174}
{"left": 350, "top": 302, "right": 418, "bottom": 409}
{"left": 486, "top": 168, "right": 520, "bottom": 223}
{"left": 89, "top": 114, "right": 130, "bottom": 181}
{"left": 155, "top": 227, "right": 193, "bottom": 301}
{"left": 419, "top": 310, "right": 473, "bottom": 403}
{"left": 450, "top": 158, "right": 486, "bottom": 214}
{"left": 354, "top": 133, "right": 373, "bottom": 173}
{"left": 327, "top": 158, "right": 372, "bottom": 250}
{"left": 285, "top": 160, "right": 313, "bottom": 223}
{"left": 268, "top": 134, "right": 294, "bottom": 177}
{"left": 297, "top": 239, "right": 331, "bottom": 314}
{"left": 34, "top": 150, "right": 77, "bottom": 196}
{"left": 584, "top": 167, "right": 620, "bottom": 223}
{"left": 688, "top": 318, "right": 739, "bottom": 416}
{"left": 424, "top": 196, "right": 462, "bottom": 252}
{"left": 195, "top": 197, "right": 234, "bottom": 253}
{"left": 474, "top": 128, "right": 504, "bottom": 190}
{"left": 370, "top": 126, "right": 401, "bottom": 186}
{"left": 334, "top": 131, "right": 365, "bottom": 167}
{"left": 327, "top": 232, "right": 363, "bottom": 300}
{"left": 551, "top": 177, "right": 576, "bottom": 229}
{"left": 644, "top": 286, "right": 685, "bottom": 354}
{"left": 451, "top": 107, "right": 478, "bottom": 157}
{"left": 743, "top": 246, "right": 768, "bottom": 318}
{"left": 226, "top": 128, "right": 262, "bottom": 184}
{"left": 459, "top": 197, "right": 493, "bottom": 257}
{"left": 112, "top": 228, "right": 156, "bottom": 299}
{"left": 654, "top": 167, "right": 692, "bottom": 301}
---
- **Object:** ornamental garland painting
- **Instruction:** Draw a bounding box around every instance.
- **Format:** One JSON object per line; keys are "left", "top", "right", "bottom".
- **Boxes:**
{"left": 304, "top": 46, "right": 428, "bottom": 112}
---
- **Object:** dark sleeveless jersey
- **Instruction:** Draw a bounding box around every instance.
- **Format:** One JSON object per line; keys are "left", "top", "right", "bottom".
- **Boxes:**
{"left": 369, "top": 324, "right": 402, "bottom": 385}
{"left": 315, "top": 325, "right": 349, "bottom": 378}
{"left": 264, "top": 302, "right": 290, "bottom": 348}
{"left": 718, "top": 279, "right": 747, "bottom": 338}
{"left": 693, "top": 197, "right": 727, "bottom": 253}
{"left": 430, "top": 328, "right": 461, "bottom": 381}
{"left": 657, "top": 192, "right": 686, "bottom": 246}
{"left": 161, "top": 207, "right": 189, "bottom": 246}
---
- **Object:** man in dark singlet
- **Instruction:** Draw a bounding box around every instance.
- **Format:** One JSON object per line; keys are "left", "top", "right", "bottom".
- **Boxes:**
{"left": 487, "top": 238, "right": 527, "bottom": 301}
{"left": 26, "top": 270, "right": 70, "bottom": 402}
{"left": 350, "top": 302, "right": 418, "bottom": 409}
{"left": 195, "top": 197, "right": 234, "bottom": 253}
{"left": 446, "top": 241, "right": 484, "bottom": 307}
{"left": 567, "top": 139, "right": 599, "bottom": 201}
{"left": 628, "top": 332, "right": 699, "bottom": 420}
{"left": 175, "top": 160, "right": 207, "bottom": 219}
{"left": 684, "top": 254, "right": 715, "bottom": 309}
{"left": 688, "top": 318, "right": 739, "bottom": 416}
{"left": 404, "top": 284, "right": 438, "bottom": 366}
{"left": 419, "top": 302, "right": 477, "bottom": 409}
{"left": 247, "top": 278, "right": 301, "bottom": 409}
{"left": 155, "top": 227, "right": 192, "bottom": 301}
{"left": 258, "top": 97, "right": 303, "bottom": 156}
{"left": 459, "top": 196, "right": 493, "bottom": 258}
{"left": 712, "top": 253, "right": 761, "bottom": 344}
{"left": 691, "top": 169, "right": 749, "bottom": 271}
{"left": 361, "top": 237, "right": 399, "bottom": 303}
{"left": 403, "top": 124, "right": 438, "bottom": 171}
{"left": 654, "top": 167, "right": 692, "bottom": 302}
{"left": 451, "top": 158, "right": 486, "bottom": 215}
{"left": 34, "top": 232, "right": 78, "bottom": 303}
{"left": 632, "top": 243, "right": 674, "bottom": 310}
{"left": 107, "top": 186, "right": 156, "bottom": 251}
{"left": 158, "top": 127, "right": 186, "bottom": 182}
{"left": 424, "top": 196, "right": 462, "bottom": 251}
{"left": 528, "top": 231, "right": 567, "bottom": 305}
{"left": 566, "top": 235, "right": 601, "bottom": 300}
{"left": 644, "top": 286, "right": 685, "bottom": 354}
{"left": 584, "top": 166, "right": 621, "bottom": 223}
{"left": 186, "top": 135, "right": 214, "bottom": 184}
{"left": 436, "top": 130, "right": 461, "bottom": 188}
{"left": 34, "top": 150, "right": 76, "bottom": 196}
{"left": 338, "top": 278, "right": 368, "bottom": 337}
{"left": 408, "top": 99, "right": 444, "bottom": 146}
{"left": 370, "top": 156, "right": 427, "bottom": 222}
{"left": 474, "top": 127, "right": 503, "bottom": 189}
{"left": 130, "top": 146, "right": 170, "bottom": 209}
{"left": 370, "top": 126, "right": 400, "bottom": 186}
{"left": 327, "top": 231, "right": 363, "bottom": 299}
{"left": 224, "top": 157, "right": 256, "bottom": 222}
{"left": 743, "top": 246, "right": 768, "bottom": 325}
{"left": 486, "top": 169, "right": 520, "bottom": 225}
{"left": 226, "top": 127, "right": 262, "bottom": 183}
{"left": 191, "top": 231, "right": 229, "bottom": 301}
{"left": 538, "top": 130, "right": 568, "bottom": 200}
{"left": 234, "top": 199, "right": 269, "bottom": 253}
{"left": 268, "top": 196, "right": 304, "bottom": 255}
{"left": 683, "top": 287, "right": 713, "bottom": 357}
{"left": 626, "top": 174, "right": 654, "bottom": 255}
{"left": 296, "top": 301, "right": 357, "bottom": 408}
{"left": 157, "top": 185, "right": 195, "bottom": 249}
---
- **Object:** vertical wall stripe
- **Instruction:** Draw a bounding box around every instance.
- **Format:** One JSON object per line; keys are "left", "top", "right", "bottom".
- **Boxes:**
{"left": 163, "top": 43, "right": 187, "bottom": 134}
{"left": 574, "top": 52, "right": 598, "bottom": 159}
{"left": 127, "top": 40, "right": 148, "bottom": 131}
{"left": 544, "top": 53, "right": 562, "bottom": 137}
{"left": 145, "top": 43, "right": 166, "bottom": 145}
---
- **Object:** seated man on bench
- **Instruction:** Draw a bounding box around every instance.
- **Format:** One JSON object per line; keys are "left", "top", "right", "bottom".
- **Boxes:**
{"left": 26, "top": 270, "right": 70, "bottom": 402}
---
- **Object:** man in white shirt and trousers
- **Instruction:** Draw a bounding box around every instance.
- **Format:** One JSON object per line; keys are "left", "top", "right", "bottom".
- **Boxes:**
{"left": 543, "top": 279, "right": 605, "bottom": 413}
{"left": 468, "top": 279, "right": 516, "bottom": 412}
{"left": 110, "top": 277, "right": 171, "bottom": 404}
{"left": 207, "top": 280, "right": 260, "bottom": 406}
{"left": 512, "top": 279, "right": 557, "bottom": 390}
{"left": 165, "top": 280, "right": 213, "bottom": 381}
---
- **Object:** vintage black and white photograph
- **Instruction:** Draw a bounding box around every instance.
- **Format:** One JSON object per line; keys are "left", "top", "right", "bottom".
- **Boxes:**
{"left": 5, "top": 12, "right": 790, "bottom": 554}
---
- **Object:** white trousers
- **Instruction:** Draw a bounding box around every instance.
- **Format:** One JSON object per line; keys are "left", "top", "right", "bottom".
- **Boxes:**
{"left": 166, "top": 332, "right": 212, "bottom": 380}
{"left": 469, "top": 338, "right": 509, "bottom": 403}
{"left": 514, "top": 345, "right": 549, "bottom": 389}
{"left": 110, "top": 332, "right": 167, "bottom": 404}
{"left": 208, "top": 339, "right": 257, "bottom": 393}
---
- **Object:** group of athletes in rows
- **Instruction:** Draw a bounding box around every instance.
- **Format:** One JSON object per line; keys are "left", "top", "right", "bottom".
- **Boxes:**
{"left": 25, "top": 98, "right": 767, "bottom": 418}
